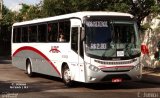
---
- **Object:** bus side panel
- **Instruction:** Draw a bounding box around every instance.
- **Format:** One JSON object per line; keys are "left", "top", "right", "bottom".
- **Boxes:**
{"left": 12, "top": 51, "right": 26, "bottom": 70}
{"left": 12, "top": 57, "right": 26, "bottom": 70}
{"left": 23, "top": 50, "right": 60, "bottom": 78}
{"left": 12, "top": 47, "right": 61, "bottom": 78}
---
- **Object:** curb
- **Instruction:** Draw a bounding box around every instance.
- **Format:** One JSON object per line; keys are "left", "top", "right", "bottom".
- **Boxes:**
{"left": 141, "top": 74, "right": 160, "bottom": 84}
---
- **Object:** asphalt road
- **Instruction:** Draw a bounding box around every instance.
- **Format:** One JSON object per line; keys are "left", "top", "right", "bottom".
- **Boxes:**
{"left": 0, "top": 59, "right": 160, "bottom": 98}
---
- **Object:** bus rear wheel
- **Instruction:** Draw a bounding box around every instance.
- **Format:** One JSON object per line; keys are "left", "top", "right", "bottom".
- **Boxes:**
{"left": 62, "top": 65, "right": 73, "bottom": 87}
{"left": 26, "top": 61, "right": 33, "bottom": 77}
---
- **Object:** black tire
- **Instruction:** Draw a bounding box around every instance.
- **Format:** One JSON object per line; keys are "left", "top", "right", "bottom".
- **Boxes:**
{"left": 26, "top": 61, "right": 33, "bottom": 77}
{"left": 62, "top": 65, "right": 73, "bottom": 87}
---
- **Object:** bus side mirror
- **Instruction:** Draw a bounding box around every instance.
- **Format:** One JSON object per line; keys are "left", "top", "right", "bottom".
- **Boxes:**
{"left": 81, "top": 27, "right": 85, "bottom": 41}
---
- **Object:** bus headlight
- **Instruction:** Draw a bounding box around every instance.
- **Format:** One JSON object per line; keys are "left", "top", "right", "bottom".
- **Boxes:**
{"left": 89, "top": 64, "right": 100, "bottom": 72}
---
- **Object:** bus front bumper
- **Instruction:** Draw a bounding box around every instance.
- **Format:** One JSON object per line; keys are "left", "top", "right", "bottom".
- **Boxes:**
{"left": 85, "top": 65, "right": 142, "bottom": 83}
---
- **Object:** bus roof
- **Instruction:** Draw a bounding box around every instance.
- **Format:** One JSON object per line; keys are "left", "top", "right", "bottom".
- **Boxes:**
{"left": 13, "top": 11, "right": 134, "bottom": 26}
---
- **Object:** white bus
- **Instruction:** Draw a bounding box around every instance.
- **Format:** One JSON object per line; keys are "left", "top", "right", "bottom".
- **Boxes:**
{"left": 12, "top": 11, "right": 142, "bottom": 86}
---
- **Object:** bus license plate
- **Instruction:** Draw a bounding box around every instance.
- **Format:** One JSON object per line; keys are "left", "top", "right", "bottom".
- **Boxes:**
{"left": 112, "top": 78, "right": 122, "bottom": 83}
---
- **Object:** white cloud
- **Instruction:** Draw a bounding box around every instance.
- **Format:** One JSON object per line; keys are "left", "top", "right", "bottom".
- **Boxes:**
{"left": 4, "top": 0, "right": 41, "bottom": 12}
{"left": 4, "top": 0, "right": 22, "bottom": 12}
{"left": 9, "top": 3, "right": 22, "bottom": 12}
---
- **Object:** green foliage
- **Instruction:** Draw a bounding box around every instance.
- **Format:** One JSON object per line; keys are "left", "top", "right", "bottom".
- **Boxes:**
{"left": 19, "top": 4, "right": 30, "bottom": 14}
{"left": 1, "top": 5, "right": 14, "bottom": 26}
{"left": 41, "top": 0, "right": 156, "bottom": 28}
{"left": 105, "top": 0, "right": 131, "bottom": 12}
{"left": 42, "top": 0, "right": 131, "bottom": 15}
{"left": 140, "top": 23, "right": 151, "bottom": 33}
{"left": 16, "top": 3, "right": 43, "bottom": 21}
{"left": 1, "top": 0, "right": 160, "bottom": 29}
{"left": 42, "top": 0, "right": 90, "bottom": 16}
{"left": 0, "top": 5, "right": 13, "bottom": 47}
{"left": 151, "top": 3, "right": 160, "bottom": 15}
{"left": 129, "top": 0, "right": 155, "bottom": 28}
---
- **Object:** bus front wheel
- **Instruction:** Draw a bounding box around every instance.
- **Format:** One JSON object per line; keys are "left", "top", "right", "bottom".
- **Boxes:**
{"left": 62, "top": 65, "right": 73, "bottom": 87}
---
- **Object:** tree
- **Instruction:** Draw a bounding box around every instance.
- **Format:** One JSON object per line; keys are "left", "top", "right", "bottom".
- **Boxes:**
{"left": 96, "top": 0, "right": 156, "bottom": 28}
{"left": 130, "top": 0, "right": 155, "bottom": 28}
{"left": 0, "top": 5, "right": 14, "bottom": 55}
{"left": 0, "top": 5, "right": 14, "bottom": 33}
{"left": 41, "top": 0, "right": 155, "bottom": 28}
{"left": 17, "top": 3, "right": 43, "bottom": 21}
{"left": 151, "top": 2, "right": 160, "bottom": 16}
{"left": 42, "top": 0, "right": 75, "bottom": 16}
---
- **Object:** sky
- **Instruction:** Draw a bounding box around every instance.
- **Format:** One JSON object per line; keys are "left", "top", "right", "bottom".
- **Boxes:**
{"left": 3, "top": 0, "right": 41, "bottom": 11}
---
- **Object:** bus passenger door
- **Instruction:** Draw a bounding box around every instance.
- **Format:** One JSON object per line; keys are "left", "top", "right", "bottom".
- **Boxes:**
{"left": 71, "top": 26, "right": 84, "bottom": 82}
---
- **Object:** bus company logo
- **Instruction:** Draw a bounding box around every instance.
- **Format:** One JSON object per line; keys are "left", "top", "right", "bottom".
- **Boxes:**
{"left": 49, "top": 46, "right": 61, "bottom": 53}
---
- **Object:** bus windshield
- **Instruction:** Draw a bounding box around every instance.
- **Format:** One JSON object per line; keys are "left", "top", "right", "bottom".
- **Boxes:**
{"left": 85, "top": 19, "right": 140, "bottom": 59}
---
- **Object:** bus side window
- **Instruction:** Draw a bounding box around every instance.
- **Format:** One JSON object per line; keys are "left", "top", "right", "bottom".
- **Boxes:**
{"left": 22, "top": 27, "right": 28, "bottom": 42}
{"left": 71, "top": 27, "right": 78, "bottom": 52}
{"left": 38, "top": 24, "right": 47, "bottom": 42}
{"left": 48, "top": 23, "right": 58, "bottom": 42}
{"left": 58, "top": 29, "right": 66, "bottom": 42}
{"left": 29, "top": 25, "right": 37, "bottom": 42}
{"left": 13, "top": 28, "right": 17, "bottom": 43}
{"left": 58, "top": 21, "right": 70, "bottom": 42}
{"left": 16, "top": 28, "right": 21, "bottom": 43}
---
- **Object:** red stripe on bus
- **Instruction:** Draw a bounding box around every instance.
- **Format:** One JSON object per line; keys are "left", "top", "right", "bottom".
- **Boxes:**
{"left": 13, "top": 46, "right": 61, "bottom": 76}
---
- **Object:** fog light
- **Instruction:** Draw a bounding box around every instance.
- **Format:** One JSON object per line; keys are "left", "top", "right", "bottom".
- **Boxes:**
{"left": 89, "top": 77, "right": 96, "bottom": 81}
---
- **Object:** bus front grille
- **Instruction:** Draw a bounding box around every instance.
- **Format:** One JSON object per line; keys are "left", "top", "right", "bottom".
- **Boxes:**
{"left": 95, "top": 59, "right": 137, "bottom": 65}
{"left": 100, "top": 65, "right": 134, "bottom": 72}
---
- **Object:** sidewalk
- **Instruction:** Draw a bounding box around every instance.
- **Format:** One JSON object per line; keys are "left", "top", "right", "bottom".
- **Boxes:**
{"left": 142, "top": 67, "right": 160, "bottom": 84}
